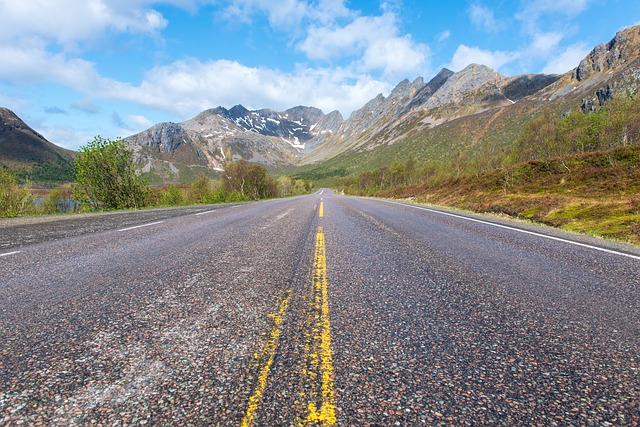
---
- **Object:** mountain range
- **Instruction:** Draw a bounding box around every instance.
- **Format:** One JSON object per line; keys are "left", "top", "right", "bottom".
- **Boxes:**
{"left": 2, "top": 24, "right": 640, "bottom": 183}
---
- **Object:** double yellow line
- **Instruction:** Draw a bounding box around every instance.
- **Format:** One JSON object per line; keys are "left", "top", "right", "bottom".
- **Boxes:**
{"left": 241, "top": 201, "right": 336, "bottom": 426}
{"left": 299, "top": 226, "right": 336, "bottom": 425}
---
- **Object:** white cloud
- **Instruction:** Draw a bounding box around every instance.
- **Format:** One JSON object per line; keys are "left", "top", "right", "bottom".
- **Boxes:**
{"left": 360, "top": 36, "right": 429, "bottom": 78}
{"left": 449, "top": 45, "right": 519, "bottom": 72}
{"left": 469, "top": 4, "right": 503, "bottom": 32}
{"left": 0, "top": 0, "right": 168, "bottom": 50}
{"left": 0, "top": 43, "right": 101, "bottom": 86}
{"left": 542, "top": 42, "right": 589, "bottom": 74}
{"left": 297, "top": 12, "right": 430, "bottom": 79}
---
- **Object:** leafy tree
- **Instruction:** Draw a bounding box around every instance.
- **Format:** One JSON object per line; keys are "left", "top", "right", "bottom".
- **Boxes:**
{"left": 73, "top": 136, "right": 149, "bottom": 210}
{"left": 222, "top": 160, "right": 276, "bottom": 200}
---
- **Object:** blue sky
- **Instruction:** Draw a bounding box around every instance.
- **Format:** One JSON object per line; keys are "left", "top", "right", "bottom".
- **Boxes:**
{"left": 1, "top": 0, "right": 639, "bottom": 150}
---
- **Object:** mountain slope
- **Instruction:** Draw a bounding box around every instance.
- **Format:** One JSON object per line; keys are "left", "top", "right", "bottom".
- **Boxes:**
{"left": 0, "top": 108, "right": 75, "bottom": 182}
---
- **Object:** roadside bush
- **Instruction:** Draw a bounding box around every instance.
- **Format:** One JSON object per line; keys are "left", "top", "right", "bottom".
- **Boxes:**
{"left": 41, "top": 188, "right": 74, "bottom": 214}
{"left": 0, "top": 169, "right": 31, "bottom": 217}
{"left": 186, "top": 174, "right": 212, "bottom": 203}
{"left": 159, "top": 185, "right": 184, "bottom": 206}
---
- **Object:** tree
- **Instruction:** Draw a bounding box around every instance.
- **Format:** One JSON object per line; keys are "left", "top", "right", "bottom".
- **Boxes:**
{"left": 73, "top": 136, "right": 149, "bottom": 210}
{"left": 222, "top": 160, "right": 276, "bottom": 200}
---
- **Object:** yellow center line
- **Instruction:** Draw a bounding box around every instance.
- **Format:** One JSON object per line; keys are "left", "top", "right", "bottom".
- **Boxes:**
{"left": 319, "top": 202, "right": 324, "bottom": 218}
{"left": 300, "top": 227, "right": 336, "bottom": 426}
{"left": 241, "top": 290, "right": 292, "bottom": 427}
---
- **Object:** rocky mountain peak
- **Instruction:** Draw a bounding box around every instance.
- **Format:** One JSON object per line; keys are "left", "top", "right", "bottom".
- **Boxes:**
{"left": 457, "top": 63, "right": 501, "bottom": 85}
{"left": 404, "top": 68, "right": 454, "bottom": 112}
{"left": 228, "top": 104, "right": 251, "bottom": 119}
{"left": 284, "top": 106, "right": 325, "bottom": 124}
{"left": 574, "top": 25, "right": 640, "bottom": 82}
{"left": 421, "top": 63, "right": 505, "bottom": 110}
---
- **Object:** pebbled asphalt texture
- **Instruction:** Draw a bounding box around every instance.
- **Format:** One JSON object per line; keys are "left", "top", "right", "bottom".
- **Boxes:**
{"left": 1, "top": 191, "right": 639, "bottom": 426}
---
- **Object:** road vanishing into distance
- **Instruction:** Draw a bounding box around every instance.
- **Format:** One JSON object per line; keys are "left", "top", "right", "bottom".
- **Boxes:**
{"left": 1, "top": 190, "right": 639, "bottom": 426}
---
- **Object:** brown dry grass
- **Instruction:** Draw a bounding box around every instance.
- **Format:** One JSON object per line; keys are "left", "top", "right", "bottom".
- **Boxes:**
{"left": 378, "top": 145, "right": 640, "bottom": 245}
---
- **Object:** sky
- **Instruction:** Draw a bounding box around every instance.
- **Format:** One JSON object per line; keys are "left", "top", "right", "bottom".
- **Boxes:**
{"left": 1, "top": 0, "right": 639, "bottom": 151}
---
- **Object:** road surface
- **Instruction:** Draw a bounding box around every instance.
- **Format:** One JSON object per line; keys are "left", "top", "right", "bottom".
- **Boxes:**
{"left": 1, "top": 191, "right": 639, "bottom": 426}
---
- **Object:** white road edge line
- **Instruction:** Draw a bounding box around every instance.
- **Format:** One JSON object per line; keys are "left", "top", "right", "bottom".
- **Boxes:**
{"left": 194, "top": 210, "right": 216, "bottom": 216}
{"left": 118, "top": 221, "right": 164, "bottom": 232}
{"left": 0, "top": 251, "right": 20, "bottom": 257}
{"left": 382, "top": 200, "right": 640, "bottom": 261}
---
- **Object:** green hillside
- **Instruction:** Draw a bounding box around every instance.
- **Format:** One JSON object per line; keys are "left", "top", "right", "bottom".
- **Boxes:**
{"left": 0, "top": 108, "right": 76, "bottom": 183}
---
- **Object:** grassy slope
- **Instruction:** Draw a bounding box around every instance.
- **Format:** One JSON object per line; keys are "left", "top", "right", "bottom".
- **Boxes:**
{"left": 376, "top": 145, "right": 640, "bottom": 245}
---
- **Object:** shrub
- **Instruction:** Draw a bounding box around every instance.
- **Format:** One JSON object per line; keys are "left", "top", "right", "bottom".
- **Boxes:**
{"left": 73, "top": 136, "right": 149, "bottom": 210}
{"left": 0, "top": 169, "right": 31, "bottom": 217}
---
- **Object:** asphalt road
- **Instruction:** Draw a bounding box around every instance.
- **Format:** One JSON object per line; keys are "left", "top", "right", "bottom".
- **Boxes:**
{"left": 1, "top": 191, "right": 639, "bottom": 426}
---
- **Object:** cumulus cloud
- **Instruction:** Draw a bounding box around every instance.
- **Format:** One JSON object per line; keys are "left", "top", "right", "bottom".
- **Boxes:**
{"left": 297, "top": 12, "right": 430, "bottom": 79}
{"left": 446, "top": 0, "right": 595, "bottom": 75}
{"left": 0, "top": 0, "right": 168, "bottom": 50}
{"left": 449, "top": 45, "right": 519, "bottom": 72}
